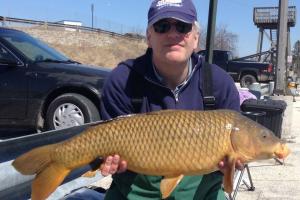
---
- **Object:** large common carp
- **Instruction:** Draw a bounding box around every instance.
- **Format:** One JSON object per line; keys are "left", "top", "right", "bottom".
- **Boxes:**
{"left": 12, "top": 109, "right": 290, "bottom": 200}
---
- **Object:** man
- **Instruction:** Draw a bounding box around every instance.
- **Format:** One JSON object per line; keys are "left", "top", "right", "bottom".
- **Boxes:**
{"left": 100, "top": 0, "right": 241, "bottom": 199}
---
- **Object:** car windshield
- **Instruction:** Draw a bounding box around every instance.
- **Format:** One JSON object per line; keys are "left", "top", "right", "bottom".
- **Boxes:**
{"left": 0, "top": 29, "right": 70, "bottom": 62}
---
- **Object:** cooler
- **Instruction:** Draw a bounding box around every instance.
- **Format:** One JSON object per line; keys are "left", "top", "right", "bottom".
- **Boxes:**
{"left": 240, "top": 99, "right": 287, "bottom": 138}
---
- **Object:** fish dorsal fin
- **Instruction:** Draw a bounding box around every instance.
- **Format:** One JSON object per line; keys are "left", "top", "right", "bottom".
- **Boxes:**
{"left": 160, "top": 174, "right": 184, "bottom": 199}
{"left": 146, "top": 109, "right": 182, "bottom": 117}
{"left": 223, "top": 156, "right": 236, "bottom": 194}
{"left": 148, "top": 109, "right": 175, "bottom": 114}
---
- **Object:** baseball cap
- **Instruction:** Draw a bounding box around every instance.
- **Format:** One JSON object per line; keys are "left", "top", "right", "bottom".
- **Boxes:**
{"left": 148, "top": 0, "right": 197, "bottom": 26}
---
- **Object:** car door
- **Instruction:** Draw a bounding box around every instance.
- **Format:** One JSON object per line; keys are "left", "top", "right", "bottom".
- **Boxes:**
{"left": 213, "top": 51, "right": 228, "bottom": 70}
{"left": 0, "top": 43, "right": 28, "bottom": 119}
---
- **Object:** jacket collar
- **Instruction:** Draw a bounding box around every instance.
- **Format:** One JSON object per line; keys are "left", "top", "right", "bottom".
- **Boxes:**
{"left": 127, "top": 48, "right": 203, "bottom": 84}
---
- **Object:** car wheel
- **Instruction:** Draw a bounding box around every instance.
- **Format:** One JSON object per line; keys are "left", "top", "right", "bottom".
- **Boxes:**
{"left": 240, "top": 74, "right": 257, "bottom": 88}
{"left": 45, "top": 93, "right": 100, "bottom": 130}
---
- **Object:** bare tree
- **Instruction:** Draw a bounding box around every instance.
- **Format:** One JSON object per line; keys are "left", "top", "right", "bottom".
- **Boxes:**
{"left": 293, "top": 40, "right": 300, "bottom": 55}
{"left": 198, "top": 24, "right": 238, "bottom": 56}
{"left": 199, "top": 26, "right": 207, "bottom": 51}
{"left": 293, "top": 40, "right": 300, "bottom": 76}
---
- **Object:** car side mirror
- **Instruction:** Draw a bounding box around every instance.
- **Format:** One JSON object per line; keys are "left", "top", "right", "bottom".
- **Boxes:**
{"left": 0, "top": 58, "right": 20, "bottom": 66}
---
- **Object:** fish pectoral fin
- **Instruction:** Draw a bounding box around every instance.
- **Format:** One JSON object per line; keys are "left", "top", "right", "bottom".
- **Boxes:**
{"left": 32, "top": 162, "right": 70, "bottom": 200}
{"left": 82, "top": 170, "right": 97, "bottom": 178}
{"left": 160, "top": 174, "right": 184, "bottom": 199}
{"left": 223, "top": 156, "right": 236, "bottom": 194}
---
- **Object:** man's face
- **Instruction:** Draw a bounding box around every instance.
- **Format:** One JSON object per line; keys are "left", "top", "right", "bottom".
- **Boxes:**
{"left": 147, "top": 18, "right": 199, "bottom": 65}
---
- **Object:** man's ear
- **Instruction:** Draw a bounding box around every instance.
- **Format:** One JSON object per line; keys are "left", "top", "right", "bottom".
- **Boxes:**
{"left": 193, "top": 32, "right": 199, "bottom": 51}
{"left": 146, "top": 28, "right": 152, "bottom": 48}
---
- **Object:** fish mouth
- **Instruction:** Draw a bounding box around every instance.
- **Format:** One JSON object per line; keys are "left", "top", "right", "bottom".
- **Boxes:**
{"left": 274, "top": 144, "right": 291, "bottom": 159}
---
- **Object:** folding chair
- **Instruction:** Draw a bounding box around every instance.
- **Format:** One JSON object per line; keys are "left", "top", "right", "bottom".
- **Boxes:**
{"left": 226, "top": 164, "right": 255, "bottom": 200}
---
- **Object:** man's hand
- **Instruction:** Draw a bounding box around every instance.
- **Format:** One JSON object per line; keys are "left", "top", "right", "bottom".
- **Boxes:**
{"left": 100, "top": 155, "right": 127, "bottom": 176}
{"left": 218, "top": 159, "right": 244, "bottom": 174}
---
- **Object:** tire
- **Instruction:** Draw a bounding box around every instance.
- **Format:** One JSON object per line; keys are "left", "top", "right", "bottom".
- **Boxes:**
{"left": 45, "top": 93, "right": 100, "bottom": 130}
{"left": 240, "top": 74, "right": 257, "bottom": 88}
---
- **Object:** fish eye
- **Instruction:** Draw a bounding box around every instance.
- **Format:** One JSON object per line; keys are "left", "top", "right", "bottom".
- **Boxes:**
{"left": 262, "top": 133, "right": 269, "bottom": 139}
{"left": 261, "top": 130, "right": 270, "bottom": 139}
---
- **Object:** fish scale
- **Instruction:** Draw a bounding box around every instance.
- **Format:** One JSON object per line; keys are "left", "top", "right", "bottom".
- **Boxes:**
{"left": 12, "top": 109, "right": 290, "bottom": 200}
{"left": 52, "top": 110, "right": 234, "bottom": 175}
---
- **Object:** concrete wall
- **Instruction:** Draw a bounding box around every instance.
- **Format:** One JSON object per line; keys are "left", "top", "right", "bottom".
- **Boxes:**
{"left": 12, "top": 27, "right": 147, "bottom": 68}
{"left": 17, "top": 27, "right": 120, "bottom": 48}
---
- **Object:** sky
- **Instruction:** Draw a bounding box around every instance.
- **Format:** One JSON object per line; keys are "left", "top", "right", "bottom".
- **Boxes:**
{"left": 0, "top": 0, "right": 299, "bottom": 57}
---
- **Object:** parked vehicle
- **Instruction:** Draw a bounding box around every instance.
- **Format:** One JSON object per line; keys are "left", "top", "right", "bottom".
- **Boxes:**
{"left": 198, "top": 50, "right": 274, "bottom": 87}
{"left": 0, "top": 27, "right": 110, "bottom": 132}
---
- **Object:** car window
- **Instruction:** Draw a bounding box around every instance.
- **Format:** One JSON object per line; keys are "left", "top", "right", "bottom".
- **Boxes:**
{"left": 0, "top": 44, "right": 18, "bottom": 63}
{"left": 213, "top": 51, "right": 225, "bottom": 61}
{"left": 227, "top": 51, "right": 233, "bottom": 60}
{"left": 0, "top": 30, "right": 69, "bottom": 62}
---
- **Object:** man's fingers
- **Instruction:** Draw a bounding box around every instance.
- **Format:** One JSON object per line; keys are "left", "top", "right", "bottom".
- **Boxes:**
{"left": 218, "top": 160, "right": 225, "bottom": 169}
{"left": 109, "top": 155, "right": 120, "bottom": 174}
{"left": 235, "top": 160, "right": 244, "bottom": 170}
{"left": 99, "top": 155, "right": 127, "bottom": 176}
{"left": 218, "top": 159, "right": 244, "bottom": 174}
{"left": 218, "top": 160, "right": 226, "bottom": 174}
{"left": 118, "top": 160, "right": 128, "bottom": 173}
{"left": 100, "top": 156, "right": 113, "bottom": 176}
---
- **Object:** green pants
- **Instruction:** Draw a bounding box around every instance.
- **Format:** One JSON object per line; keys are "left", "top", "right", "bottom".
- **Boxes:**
{"left": 104, "top": 172, "right": 225, "bottom": 200}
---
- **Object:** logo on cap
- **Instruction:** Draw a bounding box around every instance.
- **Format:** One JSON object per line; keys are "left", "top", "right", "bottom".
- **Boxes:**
{"left": 156, "top": 0, "right": 183, "bottom": 9}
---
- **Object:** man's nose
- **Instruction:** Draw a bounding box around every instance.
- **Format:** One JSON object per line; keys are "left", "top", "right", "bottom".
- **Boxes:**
{"left": 166, "top": 25, "right": 180, "bottom": 37}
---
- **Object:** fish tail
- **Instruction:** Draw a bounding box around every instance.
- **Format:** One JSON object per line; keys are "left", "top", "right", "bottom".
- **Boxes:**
{"left": 12, "top": 144, "right": 71, "bottom": 200}
{"left": 12, "top": 144, "right": 57, "bottom": 175}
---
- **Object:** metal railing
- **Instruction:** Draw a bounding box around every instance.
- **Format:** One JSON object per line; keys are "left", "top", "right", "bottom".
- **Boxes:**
{"left": 0, "top": 16, "right": 145, "bottom": 41}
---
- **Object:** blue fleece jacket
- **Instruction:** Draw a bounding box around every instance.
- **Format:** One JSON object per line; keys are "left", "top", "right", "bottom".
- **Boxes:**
{"left": 100, "top": 48, "right": 240, "bottom": 200}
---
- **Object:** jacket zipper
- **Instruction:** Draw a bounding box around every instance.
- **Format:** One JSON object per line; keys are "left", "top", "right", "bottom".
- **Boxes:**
{"left": 174, "top": 93, "right": 179, "bottom": 102}
{"left": 144, "top": 78, "right": 179, "bottom": 103}
{"left": 144, "top": 64, "right": 198, "bottom": 104}
{"left": 172, "top": 66, "right": 197, "bottom": 103}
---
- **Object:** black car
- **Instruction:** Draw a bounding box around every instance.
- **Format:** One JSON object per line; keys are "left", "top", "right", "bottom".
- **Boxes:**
{"left": 0, "top": 27, "right": 110, "bottom": 132}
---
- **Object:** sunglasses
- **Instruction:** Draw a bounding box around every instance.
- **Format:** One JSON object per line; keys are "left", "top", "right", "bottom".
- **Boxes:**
{"left": 153, "top": 19, "right": 193, "bottom": 34}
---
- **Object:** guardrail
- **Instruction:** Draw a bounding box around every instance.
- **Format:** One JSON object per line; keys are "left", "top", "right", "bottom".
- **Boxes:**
{"left": 0, "top": 16, "right": 145, "bottom": 41}
{"left": 0, "top": 123, "right": 104, "bottom": 200}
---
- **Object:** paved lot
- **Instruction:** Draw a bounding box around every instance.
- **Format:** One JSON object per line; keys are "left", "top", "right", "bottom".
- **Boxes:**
{"left": 234, "top": 96, "right": 300, "bottom": 200}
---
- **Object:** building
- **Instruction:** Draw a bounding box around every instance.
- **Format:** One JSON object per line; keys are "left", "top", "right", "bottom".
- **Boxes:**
{"left": 57, "top": 20, "right": 83, "bottom": 32}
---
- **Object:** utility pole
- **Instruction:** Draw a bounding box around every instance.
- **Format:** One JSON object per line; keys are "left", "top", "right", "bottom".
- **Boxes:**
{"left": 296, "top": 41, "right": 300, "bottom": 78}
{"left": 205, "top": 0, "right": 218, "bottom": 64}
{"left": 91, "top": 4, "right": 94, "bottom": 28}
{"left": 274, "top": 0, "right": 288, "bottom": 95}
